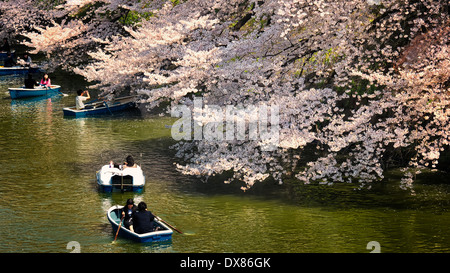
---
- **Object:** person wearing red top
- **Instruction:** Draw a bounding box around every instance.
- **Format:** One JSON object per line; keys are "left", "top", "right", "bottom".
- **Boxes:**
{"left": 40, "top": 73, "right": 51, "bottom": 87}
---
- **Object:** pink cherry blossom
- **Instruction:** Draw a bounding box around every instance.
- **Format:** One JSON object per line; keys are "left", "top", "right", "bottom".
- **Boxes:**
{"left": 2, "top": 0, "right": 448, "bottom": 189}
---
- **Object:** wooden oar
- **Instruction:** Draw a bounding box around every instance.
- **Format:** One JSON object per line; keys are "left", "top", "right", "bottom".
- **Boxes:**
{"left": 85, "top": 100, "right": 104, "bottom": 108}
{"left": 57, "top": 89, "right": 69, "bottom": 97}
{"left": 155, "top": 215, "right": 183, "bottom": 234}
{"left": 113, "top": 214, "right": 125, "bottom": 242}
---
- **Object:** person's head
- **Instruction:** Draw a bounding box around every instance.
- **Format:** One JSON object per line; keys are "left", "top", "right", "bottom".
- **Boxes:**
{"left": 125, "top": 155, "right": 134, "bottom": 167}
{"left": 125, "top": 198, "right": 134, "bottom": 209}
{"left": 43, "top": 74, "right": 48, "bottom": 80}
{"left": 137, "top": 201, "right": 147, "bottom": 212}
{"left": 77, "top": 89, "right": 83, "bottom": 96}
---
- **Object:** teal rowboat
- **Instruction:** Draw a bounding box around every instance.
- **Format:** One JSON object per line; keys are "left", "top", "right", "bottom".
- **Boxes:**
{"left": 9, "top": 85, "right": 62, "bottom": 99}
{"left": 63, "top": 95, "right": 137, "bottom": 118}
{"left": 107, "top": 206, "right": 173, "bottom": 243}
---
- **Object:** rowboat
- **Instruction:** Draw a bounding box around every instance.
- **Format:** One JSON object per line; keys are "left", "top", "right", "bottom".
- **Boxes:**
{"left": 0, "top": 50, "right": 15, "bottom": 61}
{"left": 107, "top": 205, "right": 173, "bottom": 243}
{"left": 63, "top": 95, "right": 137, "bottom": 118}
{"left": 0, "top": 66, "right": 40, "bottom": 76}
{"left": 97, "top": 164, "right": 145, "bottom": 193}
{"left": 8, "top": 85, "right": 62, "bottom": 99}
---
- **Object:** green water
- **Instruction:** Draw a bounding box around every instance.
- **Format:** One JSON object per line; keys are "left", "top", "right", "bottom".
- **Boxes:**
{"left": 1, "top": 73, "right": 450, "bottom": 253}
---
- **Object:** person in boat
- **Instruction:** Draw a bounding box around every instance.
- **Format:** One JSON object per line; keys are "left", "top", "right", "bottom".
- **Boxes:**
{"left": 75, "top": 89, "right": 91, "bottom": 110}
{"left": 121, "top": 198, "right": 137, "bottom": 232}
{"left": 24, "top": 74, "right": 38, "bottom": 89}
{"left": 22, "top": 53, "right": 32, "bottom": 67}
{"left": 40, "top": 74, "right": 51, "bottom": 88}
{"left": 132, "top": 201, "right": 156, "bottom": 234}
{"left": 0, "top": 38, "right": 10, "bottom": 52}
{"left": 109, "top": 155, "right": 137, "bottom": 170}
{"left": 123, "top": 155, "right": 137, "bottom": 169}
{"left": 4, "top": 52, "right": 15, "bottom": 67}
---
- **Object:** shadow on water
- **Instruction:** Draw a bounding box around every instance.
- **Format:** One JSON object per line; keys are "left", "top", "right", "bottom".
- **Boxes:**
{"left": 281, "top": 170, "right": 450, "bottom": 212}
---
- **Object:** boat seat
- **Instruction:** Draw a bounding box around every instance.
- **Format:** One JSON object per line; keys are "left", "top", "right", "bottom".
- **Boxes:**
{"left": 112, "top": 175, "right": 133, "bottom": 185}
{"left": 111, "top": 175, "right": 134, "bottom": 191}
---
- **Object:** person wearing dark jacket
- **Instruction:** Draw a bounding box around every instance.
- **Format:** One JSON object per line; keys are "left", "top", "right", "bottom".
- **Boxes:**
{"left": 24, "top": 74, "right": 37, "bottom": 89}
{"left": 0, "top": 38, "right": 10, "bottom": 52}
{"left": 4, "top": 52, "right": 15, "bottom": 67}
{"left": 132, "top": 202, "right": 155, "bottom": 234}
{"left": 121, "top": 198, "right": 137, "bottom": 232}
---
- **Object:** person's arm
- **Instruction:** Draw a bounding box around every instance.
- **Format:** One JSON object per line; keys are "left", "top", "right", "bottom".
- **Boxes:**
{"left": 149, "top": 211, "right": 155, "bottom": 222}
{"left": 84, "top": 90, "right": 90, "bottom": 100}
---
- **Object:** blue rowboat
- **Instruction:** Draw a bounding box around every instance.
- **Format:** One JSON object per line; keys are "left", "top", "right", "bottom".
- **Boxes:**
{"left": 63, "top": 95, "right": 137, "bottom": 118}
{"left": 107, "top": 205, "right": 173, "bottom": 243}
{"left": 0, "top": 66, "right": 40, "bottom": 76}
{"left": 97, "top": 164, "right": 145, "bottom": 193}
{"left": 0, "top": 50, "right": 15, "bottom": 61}
{"left": 8, "top": 85, "right": 62, "bottom": 99}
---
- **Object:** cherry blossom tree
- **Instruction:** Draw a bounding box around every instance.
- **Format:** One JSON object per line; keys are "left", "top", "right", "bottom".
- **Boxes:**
{"left": 3, "top": 0, "right": 448, "bottom": 190}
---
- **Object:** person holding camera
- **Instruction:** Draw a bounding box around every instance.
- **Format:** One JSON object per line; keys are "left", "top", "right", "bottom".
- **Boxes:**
{"left": 75, "top": 89, "right": 90, "bottom": 110}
